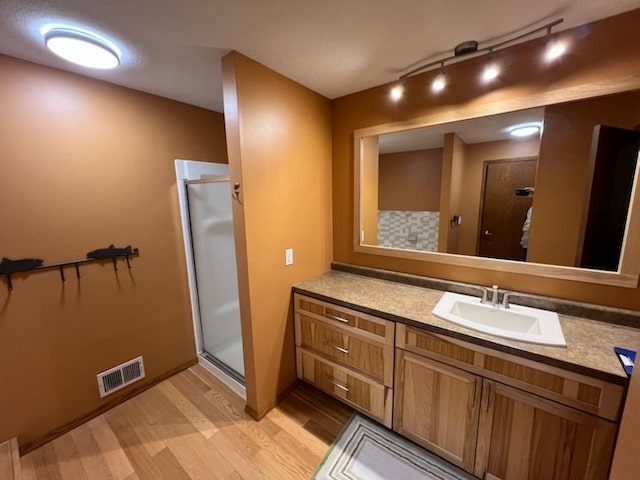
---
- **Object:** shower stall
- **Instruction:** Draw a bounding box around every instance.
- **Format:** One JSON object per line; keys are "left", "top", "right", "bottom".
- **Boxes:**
{"left": 175, "top": 160, "right": 245, "bottom": 392}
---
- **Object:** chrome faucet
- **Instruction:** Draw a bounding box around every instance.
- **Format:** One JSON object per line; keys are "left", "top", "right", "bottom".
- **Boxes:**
{"left": 490, "top": 285, "right": 499, "bottom": 307}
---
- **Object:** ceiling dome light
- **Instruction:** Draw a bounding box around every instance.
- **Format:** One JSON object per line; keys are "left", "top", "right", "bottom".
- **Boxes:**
{"left": 390, "top": 83, "right": 405, "bottom": 101}
{"left": 545, "top": 39, "right": 567, "bottom": 62}
{"left": 509, "top": 123, "right": 541, "bottom": 137}
{"left": 44, "top": 28, "right": 120, "bottom": 69}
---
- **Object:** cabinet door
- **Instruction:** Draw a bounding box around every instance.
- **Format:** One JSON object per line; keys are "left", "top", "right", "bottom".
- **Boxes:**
{"left": 393, "top": 350, "right": 482, "bottom": 473}
{"left": 475, "top": 380, "right": 617, "bottom": 480}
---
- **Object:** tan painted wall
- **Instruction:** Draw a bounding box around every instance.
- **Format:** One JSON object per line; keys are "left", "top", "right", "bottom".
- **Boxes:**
{"left": 378, "top": 148, "right": 442, "bottom": 211}
{"left": 459, "top": 138, "right": 539, "bottom": 256}
{"left": 0, "top": 55, "right": 227, "bottom": 448}
{"left": 221, "top": 52, "right": 332, "bottom": 417}
{"left": 331, "top": 9, "right": 640, "bottom": 310}
{"left": 361, "top": 136, "right": 379, "bottom": 244}
{"left": 529, "top": 91, "right": 640, "bottom": 266}
{"left": 447, "top": 134, "right": 466, "bottom": 254}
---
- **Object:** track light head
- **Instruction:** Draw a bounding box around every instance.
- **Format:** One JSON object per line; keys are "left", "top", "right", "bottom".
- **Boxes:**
{"left": 390, "top": 82, "right": 405, "bottom": 101}
{"left": 432, "top": 73, "right": 446, "bottom": 93}
{"left": 431, "top": 62, "right": 446, "bottom": 93}
{"left": 545, "top": 38, "right": 567, "bottom": 62}
{"left": 482, "top": 50, "right": 499, "bottom": 83}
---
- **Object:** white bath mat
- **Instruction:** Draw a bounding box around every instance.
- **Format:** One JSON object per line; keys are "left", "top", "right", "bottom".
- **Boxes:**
{"left": 312, "top": 414, "right": 475, "bottom": 480}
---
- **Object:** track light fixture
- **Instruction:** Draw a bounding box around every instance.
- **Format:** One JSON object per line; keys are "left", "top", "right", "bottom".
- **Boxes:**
{"left": 391, "top": 18, "right": 564, "bottom": 98}
{"left": 544, "top": 26, "right": 567, "bottom": 62}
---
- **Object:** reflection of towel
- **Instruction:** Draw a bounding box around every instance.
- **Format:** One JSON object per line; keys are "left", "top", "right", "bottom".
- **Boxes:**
{"left": 87, "top": 244, "right": 132, "bottom": 259}
{"left": 0, "top": 257, "right": 44, "bottom": 274}
{"left": 520, "top": 207, "right": 532, "bottom": 248}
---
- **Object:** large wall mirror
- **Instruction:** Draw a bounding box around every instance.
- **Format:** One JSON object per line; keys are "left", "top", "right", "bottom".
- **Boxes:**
{"left": 354, "top": 86, "right": 640, "bottom": 287}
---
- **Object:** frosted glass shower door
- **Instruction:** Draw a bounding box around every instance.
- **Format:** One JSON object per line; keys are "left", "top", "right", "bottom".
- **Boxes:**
{"left": 187, "top": 178, "right": 244, "bottom": 379}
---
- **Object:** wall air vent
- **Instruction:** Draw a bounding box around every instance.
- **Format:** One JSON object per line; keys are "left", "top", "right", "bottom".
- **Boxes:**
{"left": 97, "top": 356, "right": 145, "bottom": 397}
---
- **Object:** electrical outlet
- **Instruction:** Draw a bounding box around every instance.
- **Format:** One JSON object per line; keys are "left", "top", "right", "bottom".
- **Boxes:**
{"left": 285, "top": 248, "right": 294, "bottom": 266}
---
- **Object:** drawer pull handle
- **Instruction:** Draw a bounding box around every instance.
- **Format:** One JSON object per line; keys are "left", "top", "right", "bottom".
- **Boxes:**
{"left": 323, "top": 340, "right": 350, "bottom": 354}
{"left": 326, "top": 377, "right": 350, "bottom": 392}
{"left": 325, "top": 314, "right": 350, "bottom": 324}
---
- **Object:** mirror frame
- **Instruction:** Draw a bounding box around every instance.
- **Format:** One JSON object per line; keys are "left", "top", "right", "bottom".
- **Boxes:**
{"left": 353, "top": 76, "right": 640, "bottom": 288}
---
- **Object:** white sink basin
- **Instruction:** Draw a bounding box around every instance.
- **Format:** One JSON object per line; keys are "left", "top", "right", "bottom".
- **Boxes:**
{"left": 432, "top": 292, "right": 566, "bottom": 347}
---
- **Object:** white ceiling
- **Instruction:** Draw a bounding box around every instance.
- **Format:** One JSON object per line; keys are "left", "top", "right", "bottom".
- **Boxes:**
{"left": 1, "top": 0, "right": 639, "bottom": 112}
{"left": 379, "top": 107, "right": 545, "bottom": 153}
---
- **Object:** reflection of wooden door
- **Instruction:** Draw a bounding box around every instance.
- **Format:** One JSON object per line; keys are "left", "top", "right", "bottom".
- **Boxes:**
{"left": 478, "top": 159, "right": 537, "bottom": 260}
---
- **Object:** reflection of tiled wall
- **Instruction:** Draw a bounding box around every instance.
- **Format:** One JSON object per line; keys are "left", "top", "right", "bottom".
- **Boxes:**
{"left": 378, "top": 210, "right": 440, "bottom": 252}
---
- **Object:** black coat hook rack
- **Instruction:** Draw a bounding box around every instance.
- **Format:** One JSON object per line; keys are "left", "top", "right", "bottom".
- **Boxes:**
{"left": 0, "top": 246, "right": 140, "bottom": 292}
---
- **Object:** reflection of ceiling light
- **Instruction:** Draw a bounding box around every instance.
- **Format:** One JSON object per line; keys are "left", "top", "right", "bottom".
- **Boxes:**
{"left": 509, "top": 123, "right": 541, "bottom": 137}
{"left": 390, "top": 83, "right": 405, "bottom": 101}
{"left": 44, "top": 28, "right": 120, "bottom": 69}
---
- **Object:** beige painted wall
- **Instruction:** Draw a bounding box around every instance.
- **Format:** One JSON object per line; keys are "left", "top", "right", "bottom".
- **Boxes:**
{"left": 445, "top": 134, "right": 466, "bottom": 254}
{"left": 0, "top": 54, "right": 227, "bottom": 449}
{"left": 378, "top": 148, "right": 442, "bottom": 211}
{"left": 331, "top": 9, "right": 640, "bottom": 310}
{"left": 221, "top": 52, "right": 332, "bottom": 418}
{"left": 459, "top": 138, "right": 540, "bottom": 256}
{"left": 361, "top": 136, "right": 379, "bottom": 244}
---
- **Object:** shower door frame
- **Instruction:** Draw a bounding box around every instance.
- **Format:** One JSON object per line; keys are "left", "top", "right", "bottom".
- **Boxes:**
{"left": 174, "top": 159, "right": 246, "bottom": 398}
{"left": 184, "top": 176, "right": 245, "bottom": 385}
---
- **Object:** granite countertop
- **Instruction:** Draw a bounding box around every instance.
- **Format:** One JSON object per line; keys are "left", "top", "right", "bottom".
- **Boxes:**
{"left": 293, "top": 270, "right": 640, "bottom": 385}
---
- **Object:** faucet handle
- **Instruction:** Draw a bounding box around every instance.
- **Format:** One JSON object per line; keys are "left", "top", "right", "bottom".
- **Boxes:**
{"left": 479, "top": 288, "right": 488, "bottom": 304}
{"left": 502, "top": 291, "right": 512, "bottom": 309}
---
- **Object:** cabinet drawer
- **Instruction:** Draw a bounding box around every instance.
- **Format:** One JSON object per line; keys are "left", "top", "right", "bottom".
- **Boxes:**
{"left": 294, "top": 294, "right": 394, "bottom": 346}
{"left": 297, "top": 348, "right": 392, "bottom": 427}
{"left": 295, "top": 313, "right": 394, "bottom": 386}
{"left": 397, "top": 324, "right": 624, "bottom": 421}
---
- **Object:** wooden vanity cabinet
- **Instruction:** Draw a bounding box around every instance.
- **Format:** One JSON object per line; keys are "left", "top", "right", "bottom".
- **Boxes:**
{"left": 293, "top": 294, "right": 624, "bottom": 479}
{"left": 394, "top": 350, "right": 482, "bottom": 473}
{"left": 293, "top": 294, "right": 394, "bottom": 427}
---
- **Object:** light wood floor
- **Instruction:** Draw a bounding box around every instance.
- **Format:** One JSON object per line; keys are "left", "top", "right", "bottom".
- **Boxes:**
{"left": 20, "top": 365, "right": 353, "bottom": 479}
